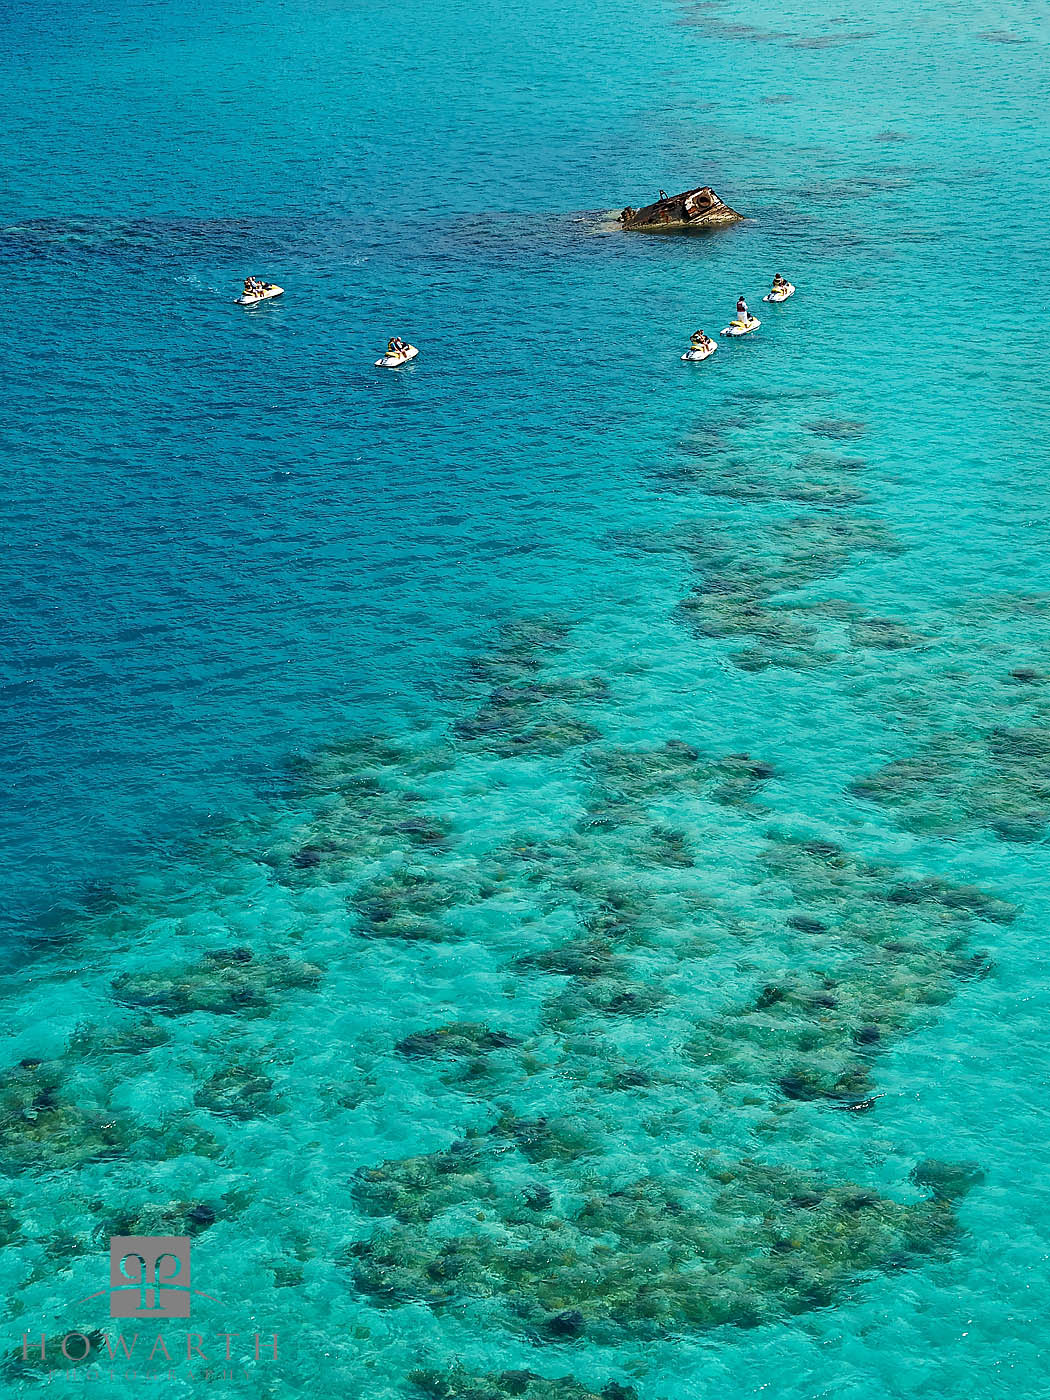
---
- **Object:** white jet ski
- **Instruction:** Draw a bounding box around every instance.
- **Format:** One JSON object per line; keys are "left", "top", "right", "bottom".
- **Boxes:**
{"left": 720, "top": 317, "right": 761, "bottom": 337}
{"left": 375, "top": 344, "right": 419, "bottom": 368}
{"left": 237, "top": 283, "right": 283, "bottom": 306}
{"left": 762, "top": 283, "right": 795, "bottom": 303}
{"left": 682, "top": 341, "right": 718, "bottom": 361}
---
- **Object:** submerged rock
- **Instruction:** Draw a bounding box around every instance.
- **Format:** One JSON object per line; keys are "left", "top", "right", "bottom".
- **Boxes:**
{"left": 804, "top": 418, "right": 867, "bottom": 439}
{"left": 849, "top": 616, "right": 924, "bottom": 650}
{"left": 546, "top": 1309, "right": 586, "bottom": 1338}
{"left": 850, "top": 723, "right": 1050, "bottom": 843}
{"left": 409, "top": 1366, "right": 634, "bottom": 1400}
{"left": 685, "top": 834, "right": 1015, "bottom": 1102}
{"left": 787, "top": 914, "right": 829, "bottom": 935}
{"left": 0, "top": 1059, "right": 135, "bottom": 1172}
{"left": 468, "top": 618, "right": 573, "bottom": 685}
{"left": 910, "top": 1158, "right": 985, "bottom": 1201}
{"left": 194, "top": 1062, "right": 280, "bottom": 1120}
{"left": 350, "top": 1159, "right": 967, "bottom": 1339}
{"left": 352, "top": 865, "right": 492, "bottom": 942}
{"left": 102, "top": 1192, "right": 247, "bottom": 1241}
{"left": 112, "top": 952, "right": 322, "bottom": 1017}
{"left": 455, "top": 677, "right": 607, "bottom": 758}
{"left": 353, "top": 1141, "right": 490, "bottom": 1224}
{"left": 396, "top": 1023, "right": 519, "bottom": 1060}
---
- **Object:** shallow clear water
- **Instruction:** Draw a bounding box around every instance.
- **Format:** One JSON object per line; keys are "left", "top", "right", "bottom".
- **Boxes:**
{"left": 3, "top": 0, "right": 1050, "bottom": 1395}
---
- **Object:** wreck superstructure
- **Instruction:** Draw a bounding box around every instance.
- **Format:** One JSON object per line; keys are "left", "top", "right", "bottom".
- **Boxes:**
{"left": 620, "top": 185, "right": 742, "bottom": 233}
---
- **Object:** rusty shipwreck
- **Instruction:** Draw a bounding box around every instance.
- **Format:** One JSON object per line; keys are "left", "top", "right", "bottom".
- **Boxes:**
{"left": 619, "top": 185, "right": 742, "bottom": 233}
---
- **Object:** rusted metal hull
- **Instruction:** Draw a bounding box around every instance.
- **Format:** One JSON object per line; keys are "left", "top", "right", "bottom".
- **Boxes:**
{"left": 620, "top": 185, "right": 742, "bottom": 233}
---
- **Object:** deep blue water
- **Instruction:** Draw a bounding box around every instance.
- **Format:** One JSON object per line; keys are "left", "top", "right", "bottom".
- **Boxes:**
{"left": 4, "top": 0, "right": 1050, "bottom": 1395}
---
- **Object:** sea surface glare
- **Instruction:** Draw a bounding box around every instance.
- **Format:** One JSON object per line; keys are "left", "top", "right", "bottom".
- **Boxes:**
{"left": 3, "top": 0, "right": 1050, "bottom": 1395}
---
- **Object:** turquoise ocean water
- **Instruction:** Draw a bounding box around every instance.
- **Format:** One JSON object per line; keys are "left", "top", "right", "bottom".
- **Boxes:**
{"left": 4, "top": 0, "right": 1050, "bottom": 1394}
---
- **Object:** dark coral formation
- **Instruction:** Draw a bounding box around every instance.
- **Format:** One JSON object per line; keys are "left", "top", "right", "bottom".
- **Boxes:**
{"left": 455, "top": 677, "right": 606, "bottom": 757}
{"left": 0, "top": 1058, "right": 137, "bottom": 1172}
{"left": 584, "top": 741, "right": 776, "bottom": 817}
{"left": 410, "top": 1367, "right": 637, "bottom": 1400}
{"left": 396, "top": 1024, "right": 519, "bottom": 1060}
{"left": 69, "top": 1019, "right": 171, "bottom": 1058}
{"left": 466, "top": 738, "right": 780, "bottom": 1043}
{"left": 693, "top": 952, "right": 970, "bottom": 1105}
{"left": 848, "top": 615, "right": 924, "bottom": 650}
{"left": 541, "top": 975, "right": 668, "bottom": 1026}
{"left": 451, "top": 617, "right": 607, "bottom": 757}
{"left": 194, "top": 1062, "right": 281, "bottom": 1120}
{"left": 0, "top": 1048, "right": 224, "bottom": 1175}
{"left": 684, "top": 836, "right": 1008, "bottom": 1103}
{"left": 354, "top": 1141, "right": 495, "bottom": 1224}
{"left": 102, "top": 1191, "right": 248, "bottom": 1240}
{"left": 851, "top": 720, "right": 1050, "bottom": 842}
{"left": 2, "top": 586, "right": 1019, "bottom": 1386}
{"left": 344, "top": 814, "right": 1005, "bottom": 1342}
{"left": 468, "top": 619, "right": 573, "bottom": 685}
{"left": 352, "top": 865, "right": 495, "bottom": 942}
{"left": 0, "top": 1198, "right": 22, "bottom": 1247}
{"left": 803, "top": 418, "right": 867, "bottom": 439}
{"left": 349, "top": 1158, "right": 964, "bottom": 1341}
{"left": 671, "top": 515, "right": 903, "bottom": 671}
{"left": 760, "top": 835, "right": 1017, "bottom": 927}
{"left": 112, "top": 948, "right": 322, "bottom": 1016}
{"left": 268, "top": 738, "right": 456, "bottom": 886}
{"left": 911, "top": 1157, "right": 984, "bottom": 1200}
{"left": 392, "top": 1023, "right": 522, "bottom": 1091}
{"left": 660, "top": 448, "right": 869, "bottom": 507}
